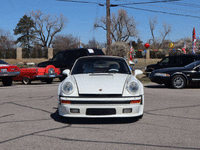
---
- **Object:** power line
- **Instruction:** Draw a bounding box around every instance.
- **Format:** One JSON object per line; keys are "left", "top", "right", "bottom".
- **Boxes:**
{"left": 121, "top": 5, "right": 200, "bottom": 19}
{"left": 56, "top": 0, "right": 104, "bottom": 5}
{"left": 114, "top": 0, "right": 181, "bottom": 6}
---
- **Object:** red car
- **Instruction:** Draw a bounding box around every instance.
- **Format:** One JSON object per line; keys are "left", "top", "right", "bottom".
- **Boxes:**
{"left": 13, "top": 65, "right": 61, "bottom": 84}
{"left": 0, "top": 60, "right": 20, "bottom": 86}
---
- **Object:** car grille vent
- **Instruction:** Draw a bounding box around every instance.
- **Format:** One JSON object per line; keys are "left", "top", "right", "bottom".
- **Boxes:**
{"left": 71, "top": 101, "right": 130, "bottom": 105}
{"left": 79, "top": 94, "right": 122, "bottom": 98}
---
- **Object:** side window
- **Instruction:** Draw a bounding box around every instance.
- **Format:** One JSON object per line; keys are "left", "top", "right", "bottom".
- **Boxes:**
{"left": 52, "top": 52, "right": 64, "bottom": 61}
{"left": 182, "top": 56, "right": 194, "bottom": 66}
{"left": 160, "top": 57, "right": 169, "bottom": 65}
{"left": 169, "top": 56, "right": 181, "bottom": 65}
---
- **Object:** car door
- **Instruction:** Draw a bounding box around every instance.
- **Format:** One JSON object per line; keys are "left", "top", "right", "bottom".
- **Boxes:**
{"left": 190, "top": 65, "right": 200, "bottom": 83}
{"left": 51, "top": 52, "right": 65, "bottom": 68}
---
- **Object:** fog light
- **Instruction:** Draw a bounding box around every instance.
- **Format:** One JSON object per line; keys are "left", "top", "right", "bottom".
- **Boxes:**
{"left": 70, "top": 108, "right": 80, "bottom": 113}
{"left": 130, "top": 100, "right": 141, "bottom": 104}
{"left": 61, "top": 100, "right": 71, "bottom": 104}
{"left": 123, "top": 108, "right": 132, "bottom": 113}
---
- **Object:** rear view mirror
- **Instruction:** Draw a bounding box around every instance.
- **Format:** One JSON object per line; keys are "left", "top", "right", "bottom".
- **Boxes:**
{"left": 63, "top": 69, "right": 70, "bottom": 76}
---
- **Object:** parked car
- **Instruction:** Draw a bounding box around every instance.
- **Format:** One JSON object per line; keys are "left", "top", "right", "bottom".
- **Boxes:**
{"left": 38, "top": 48, "right": 105, "bottom": 81}
{"left": 145, "top": 54, "right": 200, "bottom": 76}
{"left": 149, "top": 61, "right": 200, "bottom": 89}
{"left": 0, "top": 60, "right": 20, "bottom": 86}
{"left": 13, "top": 65, "right": 61, "bottom": 84}
{"left": 58, "top": 56, "right": 144, "bottom": 119}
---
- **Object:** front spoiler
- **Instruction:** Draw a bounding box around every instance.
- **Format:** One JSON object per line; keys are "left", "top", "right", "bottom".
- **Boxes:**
{"left": 0, "top": 71, "right": 20, "bottom": 77}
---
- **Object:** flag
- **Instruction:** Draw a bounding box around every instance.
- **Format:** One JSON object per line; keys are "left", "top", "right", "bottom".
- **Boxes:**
{"left": 192, "top": 27, "right": 196, "bottom": 54}
{"left": 78, "top": 39, "right": 83, "bottom": 48}
{"left": 182, "top": 41, "right": 186, "bottom": 54}
{"left": 130, "top": 42, "right": 134, "bottom": 61}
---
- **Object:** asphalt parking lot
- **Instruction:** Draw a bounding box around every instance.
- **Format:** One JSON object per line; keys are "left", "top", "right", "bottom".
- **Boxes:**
{"left": 0, "top": 81, "right": 200, "bottom": 150}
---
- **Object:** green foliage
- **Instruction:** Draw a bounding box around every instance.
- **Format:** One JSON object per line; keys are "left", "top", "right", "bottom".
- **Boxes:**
{"left": 13, "top": 15, "right": 36, "bottom": 49}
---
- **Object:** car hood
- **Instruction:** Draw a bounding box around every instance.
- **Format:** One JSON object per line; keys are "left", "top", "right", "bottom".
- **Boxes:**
{"left": 0, "top": 64, "right": 9, "bottom": 67}
{"left": 73, "top": 73, "right": 129, "bottom": 94}
{"left": 153, "top": 67, "right": 185, "bottom": 73}
{"left": 37, "top": 61, "right": 50, "bottom": 67}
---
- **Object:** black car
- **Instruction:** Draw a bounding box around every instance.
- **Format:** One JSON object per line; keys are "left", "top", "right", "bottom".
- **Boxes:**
{"left": 38, "top": 48, "right": 105, "bottom": 80}
{"left": 149, "top": 61, "right": 200, "bottom": 89}
{"left": 145, "top": 54, "right": 200, "bottom": 76}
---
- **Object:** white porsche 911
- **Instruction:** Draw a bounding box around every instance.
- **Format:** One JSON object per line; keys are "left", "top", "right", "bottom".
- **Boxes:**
{"left": 58, "top": 56, "right": 144, "bottom": 119}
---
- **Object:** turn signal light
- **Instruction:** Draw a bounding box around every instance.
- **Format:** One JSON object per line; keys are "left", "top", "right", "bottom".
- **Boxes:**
{"left": 130, "top": 100, "right": 141, "bottom": 104}
{"left": 61, "top": 100, "right": 71, "bottom": 104}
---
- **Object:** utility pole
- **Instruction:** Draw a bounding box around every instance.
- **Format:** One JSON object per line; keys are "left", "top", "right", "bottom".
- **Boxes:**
{"left": 106, "top": 0, "right": 111, "bottom": 55}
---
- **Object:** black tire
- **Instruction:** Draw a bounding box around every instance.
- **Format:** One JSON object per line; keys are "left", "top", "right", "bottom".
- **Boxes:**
{"left": 22, "top": 77, "right": 31, "bottom": 85}
{"left": 2, "top": 77, "right": 13, "bottom": 86}
{"left": 165, "top": 83, "right": 171, "bottom": 88}
{"left": 46, "top": 78, "right": 53, "bottom": 84}
{"left": 171, "top": 75, "right": 186, "bottom": 89}
{"left": 146, "top": 68, "right": 154, "bottom": 77}
{"left": 59, "top": 75, "right": 67, "bottom": 81}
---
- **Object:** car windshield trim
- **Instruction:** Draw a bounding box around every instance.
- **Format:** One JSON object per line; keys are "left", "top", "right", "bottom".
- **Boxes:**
{"left": 0, "top": 60, "right": 8, "bottom": 64}
{"left": 184, "top": 61, "right": 200, "bottom": 69}
{"left": 71, "top": 57, "right": 131, "bottom": 75}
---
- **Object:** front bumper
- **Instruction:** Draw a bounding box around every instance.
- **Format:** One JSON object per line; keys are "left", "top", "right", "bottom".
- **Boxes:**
{"left": 34, "top": 74, "right": 62, "bottom": 78}
{"left": 0, "top": 71, "right": 20, "bottom": 77}
{"left": 150, "top": 76, "right": 170, "bottom": 84}
{"left": 58, "top": 95, "right": 144, "bottom": 118}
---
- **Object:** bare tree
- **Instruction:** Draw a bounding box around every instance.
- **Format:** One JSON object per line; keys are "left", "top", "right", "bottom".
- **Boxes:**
{"left": 95, "top": 9, "right": 138, "bottom": 43}
{"left": 52, "top": 34, "right": 79, "bottom": 50}
{"left": 149, "top": 16, "right": 157, "bottom": 48}
{"left": 159, "top": 22, "right": 172, "bottom": 48}
{"left": 0, "top": 29, "right": 15, "bottom": 49}
{"left": 149, "top": 16, "right": 172, "bottom": 49}
{"left": 30, "top": 10, "right": 68, "bottom": 49}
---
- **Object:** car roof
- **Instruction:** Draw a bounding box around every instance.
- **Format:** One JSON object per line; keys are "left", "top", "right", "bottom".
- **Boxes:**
{"left": 77, "top": 55, "right": 125, "bottom": 60}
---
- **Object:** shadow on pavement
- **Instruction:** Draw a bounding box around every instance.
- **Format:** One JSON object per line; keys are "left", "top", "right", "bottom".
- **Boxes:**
{"left": 51, "top": 110, "right": 140, "bottom": 125}
{"left": 145, "top": 83, "right": 200, "bottom": 89}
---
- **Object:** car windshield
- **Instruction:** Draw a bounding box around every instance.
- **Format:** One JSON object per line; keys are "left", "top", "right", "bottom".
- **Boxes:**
{"left": 184, "top": 61, "right": 200, "bottom": 69}
{"left": 0, "top": 60, "right": 8, "bottom": 64}
{"left": 71, "top": 57, "right": 131, "bottom": 75}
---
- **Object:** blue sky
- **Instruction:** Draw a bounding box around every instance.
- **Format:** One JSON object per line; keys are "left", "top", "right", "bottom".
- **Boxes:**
{"left": 1, "top": 0, "right": 200, "bottom": 45}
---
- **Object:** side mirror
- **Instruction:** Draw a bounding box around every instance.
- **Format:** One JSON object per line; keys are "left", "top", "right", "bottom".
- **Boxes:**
{"left": 134, "top": 69, "right": 143, "bottom": 77}
{"left": 62, "top": 69, "right": 70, "bottom": 76}
{"left": 129, "top": 61, "right": 135, "bottom": 71}
{"left": 195, "top": 67, "right": 200, "bottom": 72}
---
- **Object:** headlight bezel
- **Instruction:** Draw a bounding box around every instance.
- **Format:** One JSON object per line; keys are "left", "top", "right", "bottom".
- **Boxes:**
{"left": 154, "top": 73, "right": 170, "bottom": 77}
{"left": 126, "top": 81, "right": 140, "bottom": 95}
{"left": 62, "top": 81, "right": 74, "bottom": 95}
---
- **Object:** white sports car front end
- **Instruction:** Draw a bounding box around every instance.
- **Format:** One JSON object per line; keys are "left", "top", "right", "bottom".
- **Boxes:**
{"left": 58, "top": 56, "right": 144, "bottom": 119}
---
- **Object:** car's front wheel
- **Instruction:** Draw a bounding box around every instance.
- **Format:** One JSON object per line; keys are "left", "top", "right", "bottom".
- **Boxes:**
{"left": 22, "top": 77, "right": 31, "bottom": 85}
{"left": 45, "top": 78, "right": 53, "bottom": 84}
{"left": 171, "top": 75, "right": 186, "bottom": 89}
{"left": 2, "top": 77, "right": 13, "bottom": 86}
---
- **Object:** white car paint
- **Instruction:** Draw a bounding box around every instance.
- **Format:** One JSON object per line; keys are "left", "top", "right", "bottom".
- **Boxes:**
{"left": 58, "top": 56, "right": 144, "bottom": 118}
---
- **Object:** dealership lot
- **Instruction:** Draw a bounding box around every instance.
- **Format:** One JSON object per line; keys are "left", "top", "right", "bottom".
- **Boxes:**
{"left": 0, "top": 82, "right": 200, "bottom": 150}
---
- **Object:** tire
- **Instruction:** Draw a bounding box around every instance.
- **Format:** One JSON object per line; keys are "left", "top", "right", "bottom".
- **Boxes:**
{"left": 22, "top": 77, "right": 31, "bottom": 85}
{"left": 171, "top": 75, "right": 186, "bottom": 89}
{"left": 59, "top": 75, "right": 67, "bottom": 81}
{"left": 146, "top": 68, "right": 154, "bottom": 77}
{"left": 2, "top": 77, "right": 13, "bottom": 86}
{"left": 45, "top": 78, "right": 53, "bottom": 84}
{"left": 165, "top": 83, "right": 171, "bottom": 88}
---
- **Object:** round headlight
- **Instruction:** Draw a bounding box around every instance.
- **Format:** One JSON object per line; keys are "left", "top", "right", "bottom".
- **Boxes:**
{"left": 62, "top": 82, "right": 74, "bottom": 95}
{"left": 48, "top": 68, "right": 55, "bottom": 74}
{"left": 127, "top": 81, "right": 139, "bottom": 94}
